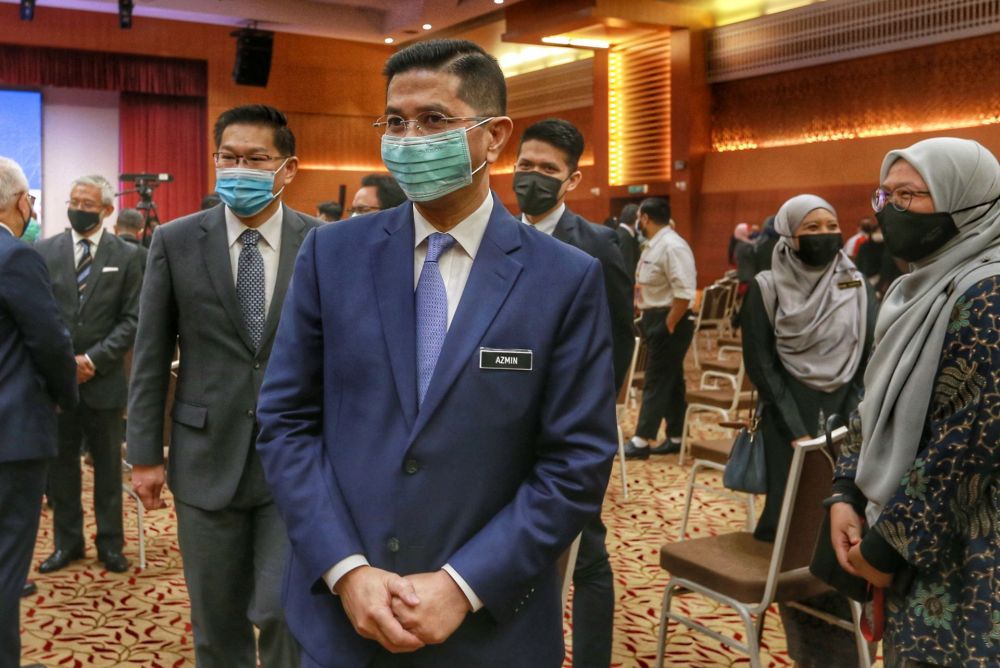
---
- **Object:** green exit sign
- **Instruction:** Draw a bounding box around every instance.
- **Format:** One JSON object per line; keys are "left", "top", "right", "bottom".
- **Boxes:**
{"left": 627, "top": 184, "right": 649, "bottom": 194}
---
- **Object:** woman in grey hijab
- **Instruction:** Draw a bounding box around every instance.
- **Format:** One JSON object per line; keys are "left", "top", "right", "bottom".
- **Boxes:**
{"left": 741, "top": 193, "right": 876, "bottom": 666}
{"left": 827, "top": 137, "right": 1000, "bottom": 667}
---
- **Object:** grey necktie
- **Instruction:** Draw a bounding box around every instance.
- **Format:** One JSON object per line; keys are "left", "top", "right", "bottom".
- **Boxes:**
{"left": 237, "top": 229, "right": 265, "bottom": 349}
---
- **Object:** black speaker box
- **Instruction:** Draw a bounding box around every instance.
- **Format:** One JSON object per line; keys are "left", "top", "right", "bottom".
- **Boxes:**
{"left": 232, "top": 29, "right": 274, "bottom": 87}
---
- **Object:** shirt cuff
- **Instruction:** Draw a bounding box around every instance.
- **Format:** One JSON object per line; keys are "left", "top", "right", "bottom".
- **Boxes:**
{"left": 442, "top": 563, "right": 483, "bottom": 612}
{"left": 84, "top": 353, "right": 95, "bottom": 370}
{"left": 322, "top": 554, "right": 369, "bottom": 594}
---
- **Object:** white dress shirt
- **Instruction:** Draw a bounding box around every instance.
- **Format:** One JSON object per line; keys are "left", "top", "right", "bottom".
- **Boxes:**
{"left": 635, "top": 225, "right": 697, "bottom": 309}
{"left": 225, "top": 206, "right": 282, "bottom": 315}
{"left": 322, "top": 193, "right": 494, "bottom": 612}
{"left": 0, "top": 222, "right": 14, "bottom": 237}
{"left": 72, "top": 225, "right": 104, "bottom": 264}
{"left": 520, "top": 202, "right": 564, "bottom": 237}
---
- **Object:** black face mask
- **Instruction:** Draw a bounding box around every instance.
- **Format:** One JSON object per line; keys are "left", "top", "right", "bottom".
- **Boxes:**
{"left": 68, "top": 208, "right": 101, "bottom": 235}
{"left": 876, "top": 196, "right": 1000, "bottom": 262}
{"left": 513, "top": 171, "right": 566, "bottom": 217}
{"left": 795, "top": 232, "right": 842, "bottom": 267}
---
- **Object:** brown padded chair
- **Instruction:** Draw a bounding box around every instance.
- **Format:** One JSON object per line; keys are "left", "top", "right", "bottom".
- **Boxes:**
{"left": 655, "top": 427, "right": 872, "bottom": 668}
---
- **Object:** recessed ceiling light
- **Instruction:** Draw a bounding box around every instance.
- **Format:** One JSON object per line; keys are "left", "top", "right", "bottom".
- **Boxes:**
{"left": 494, "top": 0, "right": 504, "bottom": 4}
{"left": 384, "top": 37, "right": 394, "bottom": 44}
{"left": 422, "top": 23, "right": 432, "bottom": 30}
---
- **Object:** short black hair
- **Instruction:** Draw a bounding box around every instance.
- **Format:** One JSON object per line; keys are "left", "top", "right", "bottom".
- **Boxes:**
{"left": 519, "top": 118, "right": 584, "bottom": 173}
{"left": 117, "top": 208, "right": 144, "bottom": 232}
{"left": 361, "top": 174, "right": 407, "bottom": 209}
{"left": 201, "top": 192, "right": 222, "bottom": 210}
{"left": 213, "top": 104, "right": 296, "bottom": 157}
{"left": 383, "top": 39, "right": 506, "bottom": 116}
{"left": 619, "top": 203, "right": 639, "bottom": 227}
{"left": 639, "top": 197, "right": 671, "bottom": 225}
{"left": 317, "top": 201, "right": 343, "bottom": 220}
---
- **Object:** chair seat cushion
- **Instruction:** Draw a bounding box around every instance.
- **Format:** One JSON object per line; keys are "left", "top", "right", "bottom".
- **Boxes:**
{"left": 660, "top": 532, "right": 831, "bottom": 603}
{"left": 688, "top": 438, "right": 732, "bottom": 464}
{"left": 685, "top": 389, "right": 755, "bottom": 410}
{"left": 701, "top": 358, "right": 741, "bottom": 374}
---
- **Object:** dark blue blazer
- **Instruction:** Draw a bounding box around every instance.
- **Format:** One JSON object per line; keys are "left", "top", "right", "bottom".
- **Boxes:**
{"left": 0, "top": 227, "right": 78, "bottom": 463}
{"left": 257, "top": 193, "right": 618, "bottom": 668}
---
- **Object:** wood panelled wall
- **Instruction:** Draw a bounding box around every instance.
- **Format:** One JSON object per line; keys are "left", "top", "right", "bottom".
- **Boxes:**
{"left": 0, "top": 4, "right": 392, "bottom": 218}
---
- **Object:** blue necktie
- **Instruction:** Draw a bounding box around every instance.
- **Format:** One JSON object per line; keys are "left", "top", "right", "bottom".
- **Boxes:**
{"left": 76, "top": 239, "right": 92, "bottom": 297}
{"left": 416, "top": 232, "right": 456, "bottom": 405}
{"left": 237, "top": 229, "right": 266, "bottom": 349}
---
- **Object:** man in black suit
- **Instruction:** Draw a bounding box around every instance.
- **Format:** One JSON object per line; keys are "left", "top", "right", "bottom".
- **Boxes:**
{"left": 513, "top": 118, "right": 633, "bottom": 668}
{"left": 114, "top": 207, "right": 149, "bottom": 270}
{"left": 35, "top": 175, "right": 143, "bottom": 574}
{"left": 616, "top": 202, "right": 641, "bottom": 280}
{"left": 128, "top": 105, "right": 316, "bottom": 667}
{"left": 0, "top": 156, "right": 78, "bottom": 668}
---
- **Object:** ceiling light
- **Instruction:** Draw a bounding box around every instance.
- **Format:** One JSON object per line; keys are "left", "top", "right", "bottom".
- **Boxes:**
{"left": 384, "top": 37, "right": 394, "bottom": 44}
{"left": 422, "top": 23, "right": 432, "bottom": 30}
{"left": 494, "top": 0, "right": 504, "bottom": 4}
{"left": 541, "top": 36, "right": 610, "bottom": 49}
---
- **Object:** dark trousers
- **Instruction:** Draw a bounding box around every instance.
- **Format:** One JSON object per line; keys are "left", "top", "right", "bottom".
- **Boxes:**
{"left": 49, "top": 405, "right": 124, "bottom": 555}
{"left": 0, "top": 459, "right": 47, "bottom": 667}
{"left": 635, "top": 309, "right": 695, "bottom": 441}
{"left": 175, "top": 449, "right": 299, "bottom": 668}
{"left": 571, "top": 511, "right": 615, "bottom": 668}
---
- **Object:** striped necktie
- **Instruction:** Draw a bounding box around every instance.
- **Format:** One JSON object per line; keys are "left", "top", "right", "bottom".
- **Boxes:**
{"left": 76, "top": 239, "right": 93, "bottom": 296}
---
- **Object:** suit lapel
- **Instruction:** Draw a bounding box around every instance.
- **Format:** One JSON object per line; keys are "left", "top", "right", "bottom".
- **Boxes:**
{"left": 54, "top": 232, "right": 79, "bottom": 315}
{"left": 78, "top": 232, "right": 111, "bottom": 312}
{"left": 372, "top": 206, "right": 418, "bottom": 430}
{"left": 260, "top": 205, "right": 307, "bottom": 349}
{"left": 199, "top": 208, "right": 257, "bottom": 352}
{"left": 552, "top": 207, "right": 576, "bottom": 245}
{"left": 410, "top": 194, "right": 523, "bottom": 441}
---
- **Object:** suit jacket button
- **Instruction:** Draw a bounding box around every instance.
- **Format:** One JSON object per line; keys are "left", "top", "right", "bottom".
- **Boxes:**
{"left": 253, "top": 361, "right": 261, "bottom": 370}
{"left": 247, "top": 409, "right": 255, "bottom": 418}
{"left": 387, "top": 537, "right": 400, "bottom": 553}
{"left": 404, "top": 459, "right": 419, "bottom": 475}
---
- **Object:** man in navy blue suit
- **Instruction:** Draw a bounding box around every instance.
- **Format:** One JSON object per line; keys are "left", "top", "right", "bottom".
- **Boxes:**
{"left": 0, "top": 156, "right": 78, "bottom": 668}
{"left": 257, "top": 39, "right": 618, "bottom": 668}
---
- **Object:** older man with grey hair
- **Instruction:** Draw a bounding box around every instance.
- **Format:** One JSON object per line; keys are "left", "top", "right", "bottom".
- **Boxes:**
{"left": 34, "top": 174, "right": 143, "bottom": 574}
{"left": 0, "top": 156, "right": 77, "bottom": 667}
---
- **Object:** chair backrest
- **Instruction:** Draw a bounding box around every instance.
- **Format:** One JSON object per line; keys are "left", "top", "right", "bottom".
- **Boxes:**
{"left": 760, "top": 427, "right": 845, "bottom": 602}
{"left": 617, "top": 337, "right": 641, "bottom": 407}
{"left": 695, "top": 284, "right": 728, "bottom": 325}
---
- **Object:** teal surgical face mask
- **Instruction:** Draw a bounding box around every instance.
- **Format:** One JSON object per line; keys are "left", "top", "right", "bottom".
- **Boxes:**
{"left": 380, "top": 119, "right": 492, "bottom": 202}
{"left": 216, "top": 158, "right": 289, "bottom": 218}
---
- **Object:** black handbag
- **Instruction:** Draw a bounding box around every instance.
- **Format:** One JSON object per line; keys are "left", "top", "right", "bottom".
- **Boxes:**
{"left": 722, "top": 400, "right": 767, "bottom": 494}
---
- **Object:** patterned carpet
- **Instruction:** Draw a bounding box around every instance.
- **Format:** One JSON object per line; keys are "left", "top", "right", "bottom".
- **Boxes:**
{"left": 20, "top": 345, "right": 871, "bottom": 667}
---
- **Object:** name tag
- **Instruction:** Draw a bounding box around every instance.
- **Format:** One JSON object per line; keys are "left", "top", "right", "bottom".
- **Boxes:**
{"left": 480, "top": 348, "right": 533, "bottom": 371}
{"left": 838, "top": 279, "right": 862, "bottom": 289}
{"left": 101, "top": 266, "right": 120, "bottom": 273}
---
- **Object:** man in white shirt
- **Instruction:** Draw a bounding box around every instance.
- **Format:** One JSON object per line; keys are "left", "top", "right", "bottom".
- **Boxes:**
{"left": 256, "top": 39, "right": 618, "bottom": 668}
{"left": 625, "top": 197, "right": 698, "bottom": 459}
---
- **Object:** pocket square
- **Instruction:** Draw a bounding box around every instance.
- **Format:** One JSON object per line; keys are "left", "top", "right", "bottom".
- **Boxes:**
{"left": 101, "top": 266, "right": 120, "bottom": 273}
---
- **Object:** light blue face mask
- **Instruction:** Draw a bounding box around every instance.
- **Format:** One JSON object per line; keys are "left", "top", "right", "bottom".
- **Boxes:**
{"left": 380, "top": 119, "right": 491, "bottom": 202}
{"left": 216, "top": 158, "right": 288, "bottom": 218}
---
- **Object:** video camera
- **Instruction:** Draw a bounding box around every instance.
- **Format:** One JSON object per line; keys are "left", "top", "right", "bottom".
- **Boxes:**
{"left": 118, "top": 173, "right": 173, "bottom": 245}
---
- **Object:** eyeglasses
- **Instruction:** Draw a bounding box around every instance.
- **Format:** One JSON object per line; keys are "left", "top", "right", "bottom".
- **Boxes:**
{"left": 213, "top": 152, "right": 289, "bottom": 168}
{"left": 67, "top": 198, "right": 103, "bottom": 211}
{"left": 25, "top": 193, "right": 36, "bottom": 208}
{"left": 349, "top": 205, "right": 381, "bottom": 216}
{"left": 373, "top": 112, "right": 489, "bottom": 136}
{"left": 872, "top": 186, "right": 931, "bottom": 213}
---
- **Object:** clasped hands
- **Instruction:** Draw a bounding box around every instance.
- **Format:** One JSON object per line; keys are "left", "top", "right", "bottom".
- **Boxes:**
{"left": 335, "top": 566, "right": 471, "bottom": 653}
{"left": 830, "top": 502, "right": 893, "bottom": 588}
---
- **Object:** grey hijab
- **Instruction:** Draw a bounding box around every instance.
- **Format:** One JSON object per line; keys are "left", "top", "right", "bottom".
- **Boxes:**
{"left": 857, "top": 138, "right": 1000, "bottom": 525}
{"left": 755, "top": 194, "right": 866, "bottom": 393}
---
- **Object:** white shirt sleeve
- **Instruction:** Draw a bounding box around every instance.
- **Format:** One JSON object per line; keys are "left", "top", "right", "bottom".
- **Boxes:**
{"left": 442, "top": 563, "right": 484, "bottom": 612}
{"left": 322, "top": 554, "right": 370, "bottom": 594}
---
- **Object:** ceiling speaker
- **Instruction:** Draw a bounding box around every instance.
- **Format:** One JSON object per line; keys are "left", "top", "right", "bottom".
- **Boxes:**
{"left": 232, "top": 28, "right": 274, "bottom": 87}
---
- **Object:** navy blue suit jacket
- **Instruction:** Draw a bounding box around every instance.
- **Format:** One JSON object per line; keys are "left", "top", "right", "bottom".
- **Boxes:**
{"left": 0, "top": 227, "right": 77, "bottom": 463}
{"left": 257, "top": 193, "right": 618, "bottom": 667}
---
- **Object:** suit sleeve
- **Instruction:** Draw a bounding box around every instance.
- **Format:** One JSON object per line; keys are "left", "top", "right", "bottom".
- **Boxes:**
{"left": 126, "top": 228, "right": 178, "bottom": 466}
{"left": 85, "top": 244, "right": 141, "bottom": 371}
{"left": 256, "top": 229, "right": 366, "bottom": 588}
{"left": 601, "top": 232, "right": 636, "bottom": 392}
{"left": 0, "top": 244, "right": 77, "bottom": 409}
{"left": 446, "top": 259, "right": 618, "bottom": 622}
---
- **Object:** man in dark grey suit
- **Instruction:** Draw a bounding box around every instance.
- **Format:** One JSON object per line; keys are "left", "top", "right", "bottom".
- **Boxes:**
{"left": 127, "top": 105, "right": 316, "bottom": 668}
{"left": 513, "top": 118, "right": 633, "bottom": 668}
{"left": 35, "top": 175, "right": 143, "bottom": 574}
{"left": 114, "top": 207, "right": 149, "bottom": 271}
{"left": 0, "top": 156, "right": 78, "bottom": 668}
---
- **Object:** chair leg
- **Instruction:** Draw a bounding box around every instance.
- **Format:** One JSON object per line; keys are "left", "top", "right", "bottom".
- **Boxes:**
{"left": 617, "top": 424, "right": 629, "bottom": 499}
{"left": 745, "top": 493, "right": 757, "bottom": 532}
{"left": 678, "top": 462, "right": 701, "bottom": 541}
{"left": 734, "top": 604, "right": 763, "bottom": 668}
{"left": 849, "top": 599, "right": 874, "bottom": 668}
{"left": 123, "top": 484, "right": 147, "bottom": 570}
{"left": 655, "top": 582, "right": 679, "bottom": 668}
{"left": 678, "top": 405, "right": 696, "bottom": 466}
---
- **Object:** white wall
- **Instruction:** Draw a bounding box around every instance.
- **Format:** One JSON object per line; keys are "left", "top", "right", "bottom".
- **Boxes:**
{"left": 41, "top": 87, "right": 120, "bottom": 238}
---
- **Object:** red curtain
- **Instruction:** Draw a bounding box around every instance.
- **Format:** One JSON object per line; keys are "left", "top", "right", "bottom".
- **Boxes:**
{"left": 119, "top": 93, "right": 207, "bottom": 225}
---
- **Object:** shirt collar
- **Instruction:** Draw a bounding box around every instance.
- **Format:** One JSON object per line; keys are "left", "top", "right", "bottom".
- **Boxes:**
{"left": 0, "top": 222, "right": 14, "bottom": 237}
{"left": 413, "top": 193, "right": 493, "bottom": 260}
{"left": 619, "top": 223, "right": 635, "bottom": 237}
{"left": 72, "top": 225, "right": 104, "bottom": 248}
{"left": 226, "top": 204, "right": 283, "bottom": 249}
{"left": 520, "top": 202, "right": 565, "bottom": 237}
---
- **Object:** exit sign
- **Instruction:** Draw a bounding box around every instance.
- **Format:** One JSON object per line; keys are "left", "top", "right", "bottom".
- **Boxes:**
{"left": 627, "top": 184, "right": 649, "bottom": 194}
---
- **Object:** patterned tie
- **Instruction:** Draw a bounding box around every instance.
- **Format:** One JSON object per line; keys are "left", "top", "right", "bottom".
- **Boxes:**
{"left": 237, "top": 229, "right": 266, "bottom": 349}
{"left": 76, "top": 239, "right": 92, "bottom": 296}
{"left": 416, "top": 232, "right": 456, "bottom": 405}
